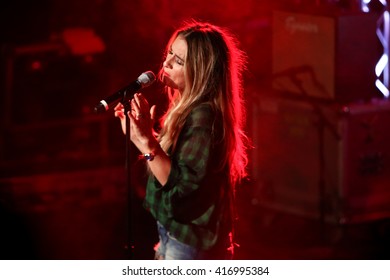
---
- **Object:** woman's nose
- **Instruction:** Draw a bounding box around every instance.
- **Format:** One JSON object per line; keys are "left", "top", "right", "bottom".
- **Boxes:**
{"left": 163, "top": 56, "right": 173, "bottom": 68}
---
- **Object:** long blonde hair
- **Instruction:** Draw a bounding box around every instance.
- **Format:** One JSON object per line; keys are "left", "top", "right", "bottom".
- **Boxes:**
{"left": 158, "top": 20, "right": 249, "bottom": 187}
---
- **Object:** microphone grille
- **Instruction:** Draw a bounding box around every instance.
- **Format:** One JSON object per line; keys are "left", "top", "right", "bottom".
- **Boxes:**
{"left": 138, "top": 71, "right": 156, "bottom": 87}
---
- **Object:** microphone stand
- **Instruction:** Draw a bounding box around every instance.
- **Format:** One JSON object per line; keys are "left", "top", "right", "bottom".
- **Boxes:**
{"left": 289, "top": 75, "right": 340, "bottom": 237}
{"left": 121, "top": 92, "right": 135, "bottom": 260}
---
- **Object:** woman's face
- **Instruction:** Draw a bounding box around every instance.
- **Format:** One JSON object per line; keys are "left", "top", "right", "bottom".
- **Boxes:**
{"left": 162, "top": 36, "right": 187, "bottom": 92}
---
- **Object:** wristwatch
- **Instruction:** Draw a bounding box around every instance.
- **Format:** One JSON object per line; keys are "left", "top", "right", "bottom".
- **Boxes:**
{"left": 143, "top": 153, "right": 155, "bottom": 161}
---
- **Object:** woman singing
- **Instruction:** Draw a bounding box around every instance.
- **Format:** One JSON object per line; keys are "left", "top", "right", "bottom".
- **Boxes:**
{"left": 115, "top": 20, "right": 249, "bottom": 259}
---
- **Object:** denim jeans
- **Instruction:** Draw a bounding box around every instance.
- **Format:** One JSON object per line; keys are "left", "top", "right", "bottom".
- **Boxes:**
{"left": 154, "top": 221, "right": 233, "bottom": 260}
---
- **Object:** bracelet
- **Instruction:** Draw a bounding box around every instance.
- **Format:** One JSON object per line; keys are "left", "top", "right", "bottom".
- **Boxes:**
{"left": 142, "top": 152, "right": 155, "bottom": 161}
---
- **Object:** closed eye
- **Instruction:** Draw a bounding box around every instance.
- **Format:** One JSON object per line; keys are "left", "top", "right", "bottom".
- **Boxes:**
{"left": 168, "top": 48, "right": 185, "bottom": 66}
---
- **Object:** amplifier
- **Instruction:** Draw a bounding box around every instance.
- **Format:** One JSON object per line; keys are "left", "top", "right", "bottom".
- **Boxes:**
{"left": 250, "top": 96, "right": 390, "bottom": 224}
{"left": 272, "top": 10, "right": 381, "bottom": 103}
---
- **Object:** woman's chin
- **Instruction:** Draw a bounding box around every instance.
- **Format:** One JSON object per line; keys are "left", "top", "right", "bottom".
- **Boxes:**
{"left": 162, "top": 75, "right": 178, "bottom": 89}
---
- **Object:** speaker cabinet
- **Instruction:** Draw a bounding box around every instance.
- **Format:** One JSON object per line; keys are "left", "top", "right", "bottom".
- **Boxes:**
{"left": 250, "top": 96, "right": 390, "bottom": 224}
{"left": 272, "top": 10, "right": 381, "bottom": 103}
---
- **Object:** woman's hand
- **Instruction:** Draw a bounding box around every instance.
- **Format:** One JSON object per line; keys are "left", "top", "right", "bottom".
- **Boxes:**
{"left": 114, "top": 93, "right": 157, "bottom": 153}
{"left": 128, "top": 93, "right": 157, "bottom": 153}
{"left": 114, "top": 103, "right": 127, "bottom": 134}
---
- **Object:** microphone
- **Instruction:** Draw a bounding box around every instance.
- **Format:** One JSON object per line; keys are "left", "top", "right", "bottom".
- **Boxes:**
{"left": 94, "top": 71, "right": 156, "bottom": 114}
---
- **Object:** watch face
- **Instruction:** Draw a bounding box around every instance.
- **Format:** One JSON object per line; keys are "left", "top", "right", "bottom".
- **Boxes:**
{"left": 144, "top": 153, "right": 154, "bottom": 161}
